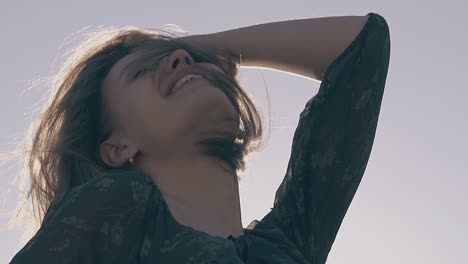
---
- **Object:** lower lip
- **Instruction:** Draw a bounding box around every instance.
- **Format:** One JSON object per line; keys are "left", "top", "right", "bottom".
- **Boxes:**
{"left": 171, "top": 77, "right": 208, "bottom": 96}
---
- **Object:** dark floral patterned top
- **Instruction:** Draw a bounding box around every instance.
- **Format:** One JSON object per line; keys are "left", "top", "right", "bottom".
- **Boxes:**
{"left": 10, "top": 12, "right": 390, "bottom": 264}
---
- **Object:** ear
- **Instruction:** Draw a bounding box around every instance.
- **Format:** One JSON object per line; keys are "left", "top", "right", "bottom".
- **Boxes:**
{"left": 100, "top": 134, "right": 136, "bottom": 168}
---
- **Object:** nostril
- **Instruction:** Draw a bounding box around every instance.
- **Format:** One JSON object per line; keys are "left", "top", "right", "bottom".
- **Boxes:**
{"left": 172, "top": 58, "right": 179, "bottom": 69}
{"left": 184, "top": 56, "right": 191, "bottom": 64}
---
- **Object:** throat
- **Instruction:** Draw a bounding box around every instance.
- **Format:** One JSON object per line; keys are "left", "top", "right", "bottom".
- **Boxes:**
{"left": 138, "top": 153, "right": 244, "bottom": 239}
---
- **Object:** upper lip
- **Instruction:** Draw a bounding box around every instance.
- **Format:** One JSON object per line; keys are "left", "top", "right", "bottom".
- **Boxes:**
{"left": 164, "top": 68, "right": 205, "bottom": 97}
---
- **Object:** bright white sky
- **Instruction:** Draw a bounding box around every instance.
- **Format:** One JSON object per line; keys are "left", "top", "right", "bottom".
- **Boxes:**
{"left": 1, "top": 0, "right": 467, "bottom": 263}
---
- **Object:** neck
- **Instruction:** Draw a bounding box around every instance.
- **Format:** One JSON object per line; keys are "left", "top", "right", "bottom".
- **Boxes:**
{"left": 137, "top": 153, "right": 244, "bottom": 239}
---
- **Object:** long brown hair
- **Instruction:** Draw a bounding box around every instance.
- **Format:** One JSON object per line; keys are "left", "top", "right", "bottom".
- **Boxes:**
{"left": 1, "top": 25, "right": 271, "bottom": 244}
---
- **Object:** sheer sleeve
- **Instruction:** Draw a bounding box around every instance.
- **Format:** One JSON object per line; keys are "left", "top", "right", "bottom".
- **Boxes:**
{"left": 10, "top": 170, "right": 156, "bottom": 264}
{"left": 260, "top": 12, "right": 391, "bottom": 264}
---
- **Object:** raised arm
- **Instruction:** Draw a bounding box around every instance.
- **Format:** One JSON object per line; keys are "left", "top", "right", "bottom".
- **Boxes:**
{"left": 185, "top": 12, "right": 391, "bottom": 263}
{"left": 182, "top": 14, "right": 369, "bottom": 81}
{"left": 267, "top": 13, "right": 390, "bottom": 263}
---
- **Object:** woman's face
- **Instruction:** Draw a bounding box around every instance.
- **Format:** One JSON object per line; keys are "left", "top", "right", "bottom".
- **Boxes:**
{"left": 101, "top": 48, "right": 239, "bottom": 164}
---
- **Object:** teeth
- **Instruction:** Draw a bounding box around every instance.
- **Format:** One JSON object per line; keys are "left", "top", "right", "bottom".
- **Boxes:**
{"left": 172, "top": 74, "right": 203, "bottom": 94}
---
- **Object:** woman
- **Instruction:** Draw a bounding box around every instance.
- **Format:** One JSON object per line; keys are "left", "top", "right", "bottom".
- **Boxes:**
{"left": 9, "top": 12, "right": 390, "bottom": 263}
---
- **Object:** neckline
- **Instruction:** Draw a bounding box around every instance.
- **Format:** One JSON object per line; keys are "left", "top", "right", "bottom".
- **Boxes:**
{"left": 106, "top": 168, "right": 253, "bottom": 241}
{"left": 163, "top": 197, "right": 252, "bottom": 241}
{"left": 140, "top": 170, "right": 251, "bottom": 241}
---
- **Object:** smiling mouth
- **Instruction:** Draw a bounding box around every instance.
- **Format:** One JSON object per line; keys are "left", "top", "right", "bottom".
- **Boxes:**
{"left": 170, "top": 77, "right": 209, "bottom": 96}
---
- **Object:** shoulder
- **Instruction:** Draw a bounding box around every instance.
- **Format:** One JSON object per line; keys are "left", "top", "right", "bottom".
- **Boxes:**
{"left": 12, "top": 170, "right": 159, "bottom": 263}
{"left": 43, "top": 169, "right": 157, "bottom": 226}
{"left": 71, "top": 169, "right": 155, "bottom": 203}
{"left": 73, "top": 169, "right": 155, "bottom": 205}
{"left": 93, "top": 168, "right": 155, "bottom": 192}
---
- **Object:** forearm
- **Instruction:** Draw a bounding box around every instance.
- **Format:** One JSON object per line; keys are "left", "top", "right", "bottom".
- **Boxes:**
{"left": 185, "top": 14, "right": 369, "bottom": 81}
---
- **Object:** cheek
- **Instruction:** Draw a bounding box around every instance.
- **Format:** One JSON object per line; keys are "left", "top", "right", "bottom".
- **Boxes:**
{"left": 199, "top": 63, "right": 226, "bottom": 76}
{"left": 114, "top": 86, "right": 157, "bottom": 131}
{"left": 125, "top": 80, "right": 163, "bottom": 117}
{"left": 124, "top": 92, "right": 179, "bottom": 142}
{"left": 120, "top": 101, "right": 160, "bottom": 146}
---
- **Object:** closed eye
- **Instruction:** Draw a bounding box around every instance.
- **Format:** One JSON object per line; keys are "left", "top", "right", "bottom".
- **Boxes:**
{"left": 134, "top": 69, "right": 146, "bottom": 78}
{"left": 133, "top": 66, "right": 156, "bottom": 79}
{"left": 133, "top": 53, "right": 172, "bottom": 80}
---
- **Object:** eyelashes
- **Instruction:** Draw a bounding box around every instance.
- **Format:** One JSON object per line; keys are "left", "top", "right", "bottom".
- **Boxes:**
{"left": 132, "top": 54, "right": 169, "bottom": 79}
{"left": 133, "top": 64, "right": 159, "bottom": 79}
{"left": 133, "top": 68, "right": 148, "bottom": 78}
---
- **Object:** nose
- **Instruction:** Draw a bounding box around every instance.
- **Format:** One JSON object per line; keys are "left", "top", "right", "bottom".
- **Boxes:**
{"left": 165, "top": 49, "right": 194, "bottom": 72}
